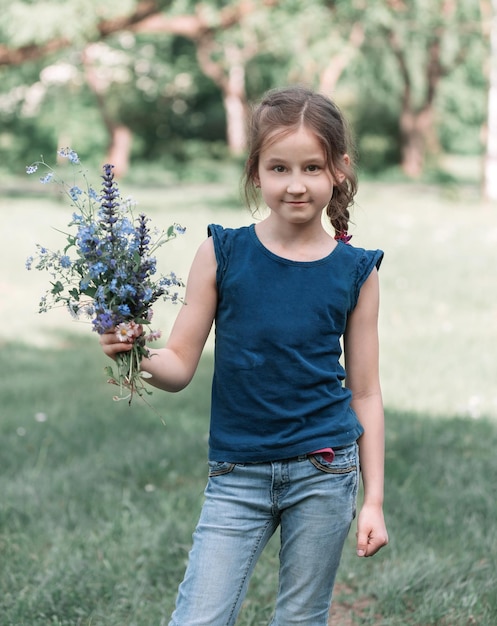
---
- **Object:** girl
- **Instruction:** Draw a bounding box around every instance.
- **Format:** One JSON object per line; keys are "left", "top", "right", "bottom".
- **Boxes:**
{"left": 100, "top": 85, "right": 388, "bottom": 625}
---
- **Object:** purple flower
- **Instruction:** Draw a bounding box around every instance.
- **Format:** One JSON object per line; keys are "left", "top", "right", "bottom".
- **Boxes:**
{"left": 92, "top": 312, "right": 115, "bottom": 334}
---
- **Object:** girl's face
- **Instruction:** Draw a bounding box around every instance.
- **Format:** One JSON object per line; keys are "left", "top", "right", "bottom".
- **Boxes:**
{"left": 256, "top": 126, "right": 338, "bottom": 227}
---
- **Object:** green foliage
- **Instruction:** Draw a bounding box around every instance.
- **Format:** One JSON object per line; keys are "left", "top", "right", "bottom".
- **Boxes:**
{"left": 0, "top": 0, "right": 141, "bottom": 46}
{"left": 0, "top": 0, "right": 489, "bottom": 176}
{"left": 437, "top": 48, "right": 488, "bottom": 155}
{"left": 348, "top": 0, "right": 487, "bottom": 169}
{"left": 123, "top": 35, "right": 227, "bottom": 159}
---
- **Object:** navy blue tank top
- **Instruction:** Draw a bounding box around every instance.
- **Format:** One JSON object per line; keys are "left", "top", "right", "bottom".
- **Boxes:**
{"left": 208, "top": 224, "right": 383, "bottom": 463}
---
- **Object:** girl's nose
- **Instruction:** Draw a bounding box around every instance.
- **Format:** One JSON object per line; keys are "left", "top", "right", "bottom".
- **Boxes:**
{"left": 287, "top": 177, "right": 306, "bottom": 194}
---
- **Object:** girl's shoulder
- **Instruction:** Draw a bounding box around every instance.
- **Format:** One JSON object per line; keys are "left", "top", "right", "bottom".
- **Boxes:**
{"left": 339, "top": 242, "right": 384, "bottom": 270}
{"left": 207, "top": 223, "right": 252, "bottom": 266}
{"left": 337, "top": 243, "right": 384, "bottom": 308}
{"left": 207, "top": 223, "right": 250, "bottom": 241}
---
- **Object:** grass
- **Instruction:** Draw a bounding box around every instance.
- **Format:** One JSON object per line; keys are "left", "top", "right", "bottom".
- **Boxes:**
{"left": 1, "top": 169, "right": 497, "bottom": 624}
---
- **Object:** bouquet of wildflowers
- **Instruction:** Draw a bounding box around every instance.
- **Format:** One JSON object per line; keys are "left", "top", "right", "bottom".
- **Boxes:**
{"left": 26, "top": 148, "right": 184, "bottom": 403}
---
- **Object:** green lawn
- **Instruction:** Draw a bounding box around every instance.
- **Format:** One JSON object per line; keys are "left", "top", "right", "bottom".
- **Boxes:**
{"left": 1, "top": 174, "right": 497, "bottom": 624}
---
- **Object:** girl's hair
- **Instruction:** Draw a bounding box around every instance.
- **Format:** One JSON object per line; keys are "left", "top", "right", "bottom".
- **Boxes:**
{"left": 243, "top": 85, "right": 357, "bottom": 236}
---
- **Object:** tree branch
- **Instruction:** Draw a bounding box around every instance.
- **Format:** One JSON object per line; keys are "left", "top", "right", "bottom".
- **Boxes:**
{"left": 0, "top": 0, "right": 160, "bottom": 66}
{"left": 0, "top": 0, "right": 277, "bottom": 66}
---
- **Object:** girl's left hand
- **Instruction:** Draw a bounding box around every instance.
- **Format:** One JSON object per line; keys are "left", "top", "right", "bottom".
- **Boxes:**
{"left": 356, "top": 503, "right": 389, "bottom": 557}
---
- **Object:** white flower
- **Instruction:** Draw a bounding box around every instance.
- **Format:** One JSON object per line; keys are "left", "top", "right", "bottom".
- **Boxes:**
{"left": 115, "top": 321, "right": 141, "bottom": 342}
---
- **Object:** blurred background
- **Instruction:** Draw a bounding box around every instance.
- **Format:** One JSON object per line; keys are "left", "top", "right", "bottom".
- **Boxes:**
{"left": 0, "top": 0, "right": 492, "bottom": 189}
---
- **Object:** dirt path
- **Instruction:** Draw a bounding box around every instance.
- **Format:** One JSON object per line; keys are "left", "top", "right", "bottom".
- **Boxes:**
{"left": 329, "top": 584, "right": 378, "bottom": 625}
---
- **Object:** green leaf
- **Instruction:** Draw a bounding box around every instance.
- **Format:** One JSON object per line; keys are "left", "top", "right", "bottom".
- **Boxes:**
{"left": 50, "top": 281, "right": 64, "bottom": 295}
{"left": 82, "top": 286, "right": 97, "bottom": 298}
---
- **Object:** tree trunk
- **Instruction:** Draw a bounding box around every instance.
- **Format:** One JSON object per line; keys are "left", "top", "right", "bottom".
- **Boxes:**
{"left": 82, "top": 45, "right": 133, "bottom": 178}
{"left": 400, "top": 105, "right": 437, "bottom": 178}
{"left": 107, "top": 126, "right": 133, "bottom": 178}
{"left": 196, "top": 40, "right": 250, "bottom": 156}
{"left": 318, "top": 22, "right": 364, "bottom": 96}
{"left": 224, "top": 62, "right": 247, "bottom": 155}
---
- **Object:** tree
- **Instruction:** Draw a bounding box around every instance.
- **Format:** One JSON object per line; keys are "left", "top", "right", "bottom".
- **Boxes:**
{"left": 0, "top": 0, "right": 162, "bottom": 65}
{"left": 0, "top": 0, "right": 279, "bottom": 169}
{"left": 131, "top": 0, "right": 279, "bottom": 156}
{"left": 362, "top": 0, "right": 484, "bottom": 177}
{"left": 260, "top": 0, "right": 365, "bottom": 96}
{"left": 0, "top": 0, "right": 488, "bottom": 180}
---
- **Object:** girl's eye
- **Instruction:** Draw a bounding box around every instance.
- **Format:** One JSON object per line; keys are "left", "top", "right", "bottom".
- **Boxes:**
{"left": 306, "top": 164, "right": 321, "bottom": 172}
{"left": 273, "top": 165, "right": 286, "bottom": 173}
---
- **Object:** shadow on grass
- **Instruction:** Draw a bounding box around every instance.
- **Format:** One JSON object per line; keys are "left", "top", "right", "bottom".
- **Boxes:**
{"left": 0, "top": 337, "right": 496, "bottom": 625}
{"left": 337, "top": 408, "right": 497, "bottom": 625}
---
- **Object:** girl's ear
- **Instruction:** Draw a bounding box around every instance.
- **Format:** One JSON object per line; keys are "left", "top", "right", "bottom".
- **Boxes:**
{"left": 335, "top": 154, "right": 350, "bottom": 184}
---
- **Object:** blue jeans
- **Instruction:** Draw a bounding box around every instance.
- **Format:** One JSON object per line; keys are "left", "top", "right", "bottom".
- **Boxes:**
{"left": 169, "top": 443, "right": 359, "bottom": 626}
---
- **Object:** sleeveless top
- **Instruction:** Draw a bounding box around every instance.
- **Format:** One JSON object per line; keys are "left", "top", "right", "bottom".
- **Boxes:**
{"left": 207, "top": 223, "right": 384, "bottom": 463}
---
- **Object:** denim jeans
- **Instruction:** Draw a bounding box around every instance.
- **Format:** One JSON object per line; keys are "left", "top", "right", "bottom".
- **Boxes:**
{"left": 168, "top": 443, "right": 359, "bottom": 626}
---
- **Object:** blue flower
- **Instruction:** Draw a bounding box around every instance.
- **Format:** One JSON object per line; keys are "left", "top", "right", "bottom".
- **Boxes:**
{"left": 59, "top": 255, "right": 71, "bottom": 268}
{"left": 94, "top": 286, "right": 106, "bottom": 302}
{"left": 69, "top": 186, "right": 83, "bottom": 201}
{"left": 77, "top": 224, "right": 99, "bottom": 253}
{"left": 26, "top": 164, "right": 38, "bottom": 174}
{"left": 58, "top": 148, "right": 80, "bottom": 164}
{"left": 68, "top": 150, "right": 79, "bottom": 164}
{"left": 119, "top": 218, "right": 135, "bottom": 235}
{"left": 71, "top": 212, "right": 84, "bottom": 224}
{"left": 89, "top": 262, "right": 106, "bottom": 278}
{"left": 40, "top": 172, "right": 54, "bottom": 184}
{"left": 118, "top": 304, "right": 131, "bottom": 317}
{"left": 118, "top": 284, "right": 137, "bottom": 299}
{"left": 142, "top": 287, "right": 153, "bottom": 302}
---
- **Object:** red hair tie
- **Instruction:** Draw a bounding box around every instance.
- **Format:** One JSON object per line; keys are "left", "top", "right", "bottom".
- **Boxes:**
{"left": 334, "top": 231, "right": 352, "bottom": 244}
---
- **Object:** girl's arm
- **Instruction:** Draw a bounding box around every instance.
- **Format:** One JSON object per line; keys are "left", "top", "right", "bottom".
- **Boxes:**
{"left": 99, "top": 237, "right": 218, "bottom": 392}
{"left": 344, "top": 268, "right": 389, "bottom": 557}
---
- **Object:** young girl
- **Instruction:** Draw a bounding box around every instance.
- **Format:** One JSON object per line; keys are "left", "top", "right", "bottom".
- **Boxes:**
{"left": 100, "top": 85, "right": 388, "bottom": 625}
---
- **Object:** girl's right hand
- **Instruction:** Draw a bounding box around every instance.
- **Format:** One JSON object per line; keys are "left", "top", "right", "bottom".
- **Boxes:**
{"left": 98, "top": 328, "right": 138, "bottom": 359}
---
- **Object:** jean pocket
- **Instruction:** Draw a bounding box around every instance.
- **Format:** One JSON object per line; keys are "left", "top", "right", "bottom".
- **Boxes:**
{"left": 208, "top": 460, "right": 236, "bottom": 477}
{"left": 309, "top": 446, "right": 358, "bottom": 475}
